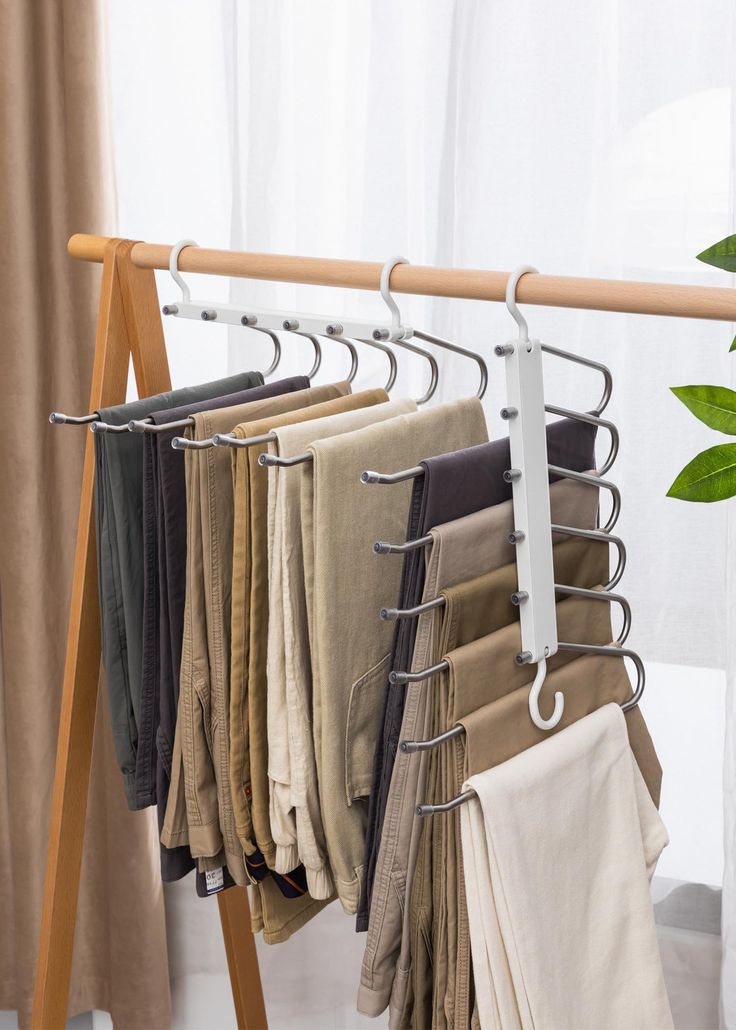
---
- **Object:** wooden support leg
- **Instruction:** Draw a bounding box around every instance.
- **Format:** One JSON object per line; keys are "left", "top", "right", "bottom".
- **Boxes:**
{"left": 32, "top": 240, "right": 267, "bottom": 1029}
{"left": 32, "top": 239, "right": 133, "bottom": 1029}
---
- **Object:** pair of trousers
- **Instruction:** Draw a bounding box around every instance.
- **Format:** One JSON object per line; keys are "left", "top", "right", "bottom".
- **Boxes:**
{"left": 306, "top": 398, "right": 488, "bottom": 913}
{"left": 430, "top": 597, "right": 664, "bottom": 1030}
{"left": 461, "top": 703, "right": 671, "bottom": 1030}
{"left": 400, "top": 536, "right": 611, "bottom": 1029}
{"left": 229, "top": 384, "right": 377, "bottom": 872}
{"left": 162, "top": 384, "right": 343, "bottom": 940}
{"left": 358, "top": 476, "right": 601, "bottom": 1019}
{"left": 138, "top": 374, "right": 309, "bottom": 881}
{"left": 265, "top": 396, "right": 416, "bottom": 898}
{"left": 94, "top": 371, "right": 263, "bottom": 809}
{"left": 358, "top": 417, "right": 598, "bottom": 930}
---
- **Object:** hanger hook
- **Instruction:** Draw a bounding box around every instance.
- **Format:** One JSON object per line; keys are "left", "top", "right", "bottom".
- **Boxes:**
{"left": 380, "top": 255, "right": 409, "bottom": 334}
{"left": 528, "top": 657, "right": 564, "bottom": 730}
{"left": 169, "top": 239, "right": 199, "bottom": 304}
{"left": 505, "top": 264, "right": 538, "bottom": 344}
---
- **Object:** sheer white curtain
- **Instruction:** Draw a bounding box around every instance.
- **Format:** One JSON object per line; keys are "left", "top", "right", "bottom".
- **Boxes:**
{"left": 107, "top": 1, "right": 735, "bottom": 1026}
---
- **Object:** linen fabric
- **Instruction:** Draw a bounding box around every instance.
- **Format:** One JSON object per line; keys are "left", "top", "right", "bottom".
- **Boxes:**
{"left": 306, "top": 398, "right": 489, "bottom": 913}
{"left": 461, "top": 703, "right": 672, "bottom": 1030}
{"left": 161, "top": 385, "right": 345, "bottom": 942}
{"left": 136, "top": 374, "right": 309, "bottom": 884}
{"left": 229, "top": 385, "right": 377, "bottom": 873}
{"left": 359, "top": 478, "right": 601, "bottom": 1020}
{"left": 266, "top": 396, "right": 417, "bottom": 899}
{"left": 358, "top": 418, "right": 598, "bottom": 931}
{"left": 94, "top": 371, "right": 263, "bottom": 809}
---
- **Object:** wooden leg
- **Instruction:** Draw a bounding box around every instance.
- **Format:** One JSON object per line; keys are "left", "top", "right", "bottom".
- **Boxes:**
{"left": 33, "top": 239, "right": 268, "bottom": 1029}
{"left": 218, "top": 888, "right": 268, "bottom": 1030}
{"left": 31, "top": 239, "right": 133, "bottom": 1029}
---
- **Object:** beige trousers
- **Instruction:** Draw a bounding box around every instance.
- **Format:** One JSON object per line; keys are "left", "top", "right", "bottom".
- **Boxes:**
{"left": 461, "top": 703, "right": 671, "bottom": 1030}
{"left": 266, "top": 397, "right": 417, "bottom": 898}
{"left": 307, "top": 398, "right": 489, "bottom": 912}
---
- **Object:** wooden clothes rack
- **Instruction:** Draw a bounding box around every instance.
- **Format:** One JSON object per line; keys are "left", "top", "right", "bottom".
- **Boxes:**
{"left": 32, "top": 234, "right": 736, "bottom": 1030}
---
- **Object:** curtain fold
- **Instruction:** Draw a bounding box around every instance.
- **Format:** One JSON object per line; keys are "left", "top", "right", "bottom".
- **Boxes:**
{"left": 0, "top": 1, "right": 171, "bottom": 1025}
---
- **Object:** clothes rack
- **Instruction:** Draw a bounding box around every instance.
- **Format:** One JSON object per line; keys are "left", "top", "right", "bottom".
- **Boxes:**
{"left": 33, "top": 233, "right": 736, "bottom": 1030}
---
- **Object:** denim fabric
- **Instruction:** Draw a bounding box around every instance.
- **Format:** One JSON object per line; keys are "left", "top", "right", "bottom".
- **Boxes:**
{"left": 357, "top": 418, "right": 598, "bottom": 931}
{"left": 94, "top": 372, "right": 264, "bottom": 810}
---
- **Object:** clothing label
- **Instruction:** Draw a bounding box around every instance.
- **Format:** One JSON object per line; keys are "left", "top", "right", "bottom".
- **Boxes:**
{"left": 205, "top": 868, "right": 225, "bottom": 894}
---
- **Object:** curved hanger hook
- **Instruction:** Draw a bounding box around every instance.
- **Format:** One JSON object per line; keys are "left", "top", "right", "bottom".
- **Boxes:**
{"left": 527, "top": 657, "right": 564, "bottom": 730}
{"left": 414, "top": 329, "right": 488, "bottom": 399}
{"left": 380, "top": 255, "right": 408, "bottom": 334}
{"left": 336, "top": 334, "right": 397, "bottom": 393}
{"left": 240, "top": 326, "right": 281, "bottom": 378}
{"left": 168, "top": 239, "right": 199, "bottom": 305}
{"left": 506, "top": 265, "right": 539, "bottom": 344}
{"left": 302, "top": 334, "right": 323, "bottom": 379}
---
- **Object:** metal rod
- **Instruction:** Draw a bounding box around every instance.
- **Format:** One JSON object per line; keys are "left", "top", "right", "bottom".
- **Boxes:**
{"left": 544, "top": 405, "right": 619, "bottom": 475}
{"left": 549, "top": 525, "right": 626, "bottom": 589}
{"left": 417, "top": 790, "right": 476, "bottom": 817}
{"left": 547, "top": 466, "right": 621, "bottom": 532}
{"left": 380, "top": 595, "right": 445, "bottom": 622}
{"left": 90, "top": 421, "right": 130, "bottom": 434}
{"left": 128, "top": 416, "right": 194, "bottom": 434}
{"left": 68, "top": 235, "right": 736, "bottom": 322}
{"left": 373, "top": 534, "right": 433, "bottom": 555}
{"left": 541, "top": 344, "right": 613, "bottom": 415}
{"left": 212, "top": 431, "right": 277, "bottom": 449}
{"left": 258, "top": 451, "right": 312, "bottom": 467}
{"left": 389, "top": 660, "right": 449, "bottom": 686}
{"left": 413, "top": 329, "right": 488, "bottom": 399}
{"left": 361, "top": 465, "right": 424, "bottom": 485}
{"left": 48, "top": 412, "right": 97, "bottom": 425}
{"left": 553, "top": 584, "right": 631, "bottom": 644}
{"left": 400, "top": 723, "right": 464, "bottom": 754}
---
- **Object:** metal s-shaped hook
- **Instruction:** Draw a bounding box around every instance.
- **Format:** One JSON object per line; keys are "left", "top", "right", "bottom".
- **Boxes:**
{"left": 505, "top": 265, "right": 538, "bottom": 345}
{"left": 164, "top": 239, "right": 199, "bottom": 309}
{"left": 527, "top": 657, "right": 564, "bottom": 730}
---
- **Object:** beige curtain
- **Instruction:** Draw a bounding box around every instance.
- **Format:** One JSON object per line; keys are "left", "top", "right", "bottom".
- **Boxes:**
{"left": 0, "top": 2, "right": 171, "bottom": 1026}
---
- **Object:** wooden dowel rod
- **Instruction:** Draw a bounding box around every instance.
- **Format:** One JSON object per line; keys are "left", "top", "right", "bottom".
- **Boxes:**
{"left": 68, "top": 233, "right": 736, "bottom": 322}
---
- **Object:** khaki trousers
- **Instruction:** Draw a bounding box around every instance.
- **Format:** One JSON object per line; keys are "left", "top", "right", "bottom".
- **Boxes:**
{"left": 307, "top": 398, "right": 489, "bottom": 912}
{"left": 162, "top": 384, "right": 346, "bottom": 942}
{"left": 229, "top": 382, "right": 364, "bottom": 868}
{"left": 359, "top": 478, "right": 599, "bottom": 1023}
{"left": 266, "top": 397, "right": 417, "bottom": 898}
{"left": 400, "top": 535, "right": 611, "bottom": 1029}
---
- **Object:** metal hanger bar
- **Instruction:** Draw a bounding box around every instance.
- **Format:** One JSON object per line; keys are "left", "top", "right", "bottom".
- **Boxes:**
{"left": 389, "top": 659, "right": 449, "bottom": 687}
{"left": 553, "top": 585, "right": 631, "bottom": 644}
{"left": 540, "top": 344, "right": 613, "bottom": 415}
{"left": 413, "top": 329, "right": 488, "bottom": 399}
{"left": 549, "top": 525, "right": 626, "bottom": 588}
{"left": 401, "top": 723, "right": 464, "bottom": 754}
{"left": 258, "top": 450, "right": 311, "bottom": 468}
{"left": 373, "top": 534, "right": 433, "bottom": 555}
{"left": 212, "top": 431, "right": 277, "bottom": 449}
{"left": 90, "top": 421, "right": 131, "bottom": 434}
{"left": 546, "top": 466, "right": 620, "bottom": 532}
{"left": 361, "top": 465, "right": 424, "bottom": 485}
{"left": 380, "top": 595, "right": 445, "bottom": 622}
{"left": 172, "top": 430, "right": 278, "bottom": 451}
{"left": 49, "top": 412, "right": 98, "bottom": 425}
{"left": 416, "top": 789, "right": 477, "bottom": 817}
{"left": 69, "top": 235, "right": 736, "bottom": 322}
{"left": 543, "top": 405, "right": 619, "bottom": 476}
{"left": 128, "top": 416, "right": 194, "bottom": 434}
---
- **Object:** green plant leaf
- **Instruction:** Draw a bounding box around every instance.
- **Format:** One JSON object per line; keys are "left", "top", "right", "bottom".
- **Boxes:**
{"left": 667, "top": 443, "right": 736, "bottom": 502}
{"left": 670, "top": 384, "right": 736, "bottom": 434}
{"left": 730, "top": 334, "right": 736, "bottom": 353}
{"left": 697, "top": 235, "right": 736, "bottom": 273}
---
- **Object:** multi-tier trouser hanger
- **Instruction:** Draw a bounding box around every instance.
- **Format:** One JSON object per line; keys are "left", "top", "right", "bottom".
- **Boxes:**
{"left": 35, "top": 234, "right": 736, "bottom": 1030}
